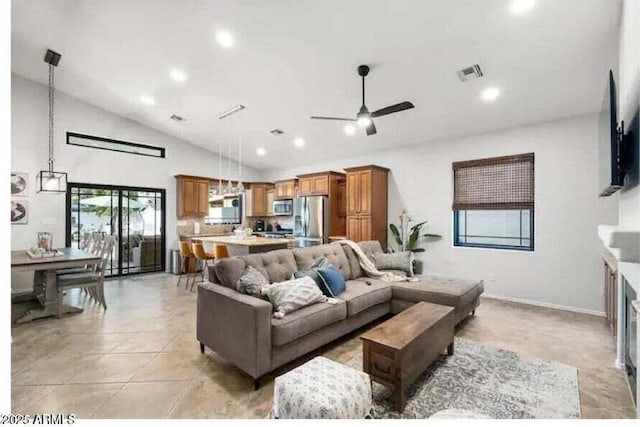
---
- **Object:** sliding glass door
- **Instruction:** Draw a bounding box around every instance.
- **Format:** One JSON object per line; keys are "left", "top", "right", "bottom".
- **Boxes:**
{"left": 66, "top": 183, "right": 166, "bottom": 277}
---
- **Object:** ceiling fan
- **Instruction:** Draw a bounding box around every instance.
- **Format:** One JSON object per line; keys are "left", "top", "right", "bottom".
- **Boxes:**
{"left": 310, "top": 64, "right": 414, "bottom": 136}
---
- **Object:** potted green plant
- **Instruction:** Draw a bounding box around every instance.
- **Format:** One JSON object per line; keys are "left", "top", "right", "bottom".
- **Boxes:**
{"left": 389, "top": 210, "right": 441, "bottom": 274}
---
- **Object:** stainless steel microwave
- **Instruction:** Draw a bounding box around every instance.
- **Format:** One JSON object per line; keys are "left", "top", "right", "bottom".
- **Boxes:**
{"left": 273, "top": 199, "right": 293, "bottom": 216}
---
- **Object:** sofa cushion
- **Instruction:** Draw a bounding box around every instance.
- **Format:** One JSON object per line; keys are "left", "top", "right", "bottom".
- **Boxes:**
{"left": 373, "top": 251, "right": 414, "bottom": 276}
{"left": 293, "top": 243, "right": 352, "bottom": 280}
{"left": 341, "top": 244, "right": 363, "bottom": 279}
{"left": 339, "top": 280, "right": 392, "bottom": 316}
{"left": 236, "top": 265, "right": 270, "bottom": 298}
{"left": 266, "top": 276, "right": 328, "bottom": 319}
{"left": 213, "top": 257, "right": 254, "bottom": 289}
{"left": 316, "top": 267, "right": 346, "bottom": 297}
{"left": 358, "top": 240, "right": 384, "bottom": 259}
{"left": 391, "top": 275, "right": 484, "bottom": 309}
{"left": 271, "top": 300, "right": 347, "bottom": 346}
{"left": 243, "top": 250, "right": 299, "bottom": 284}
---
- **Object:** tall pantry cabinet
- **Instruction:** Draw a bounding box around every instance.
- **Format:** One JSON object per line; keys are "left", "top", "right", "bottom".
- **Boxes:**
{"left": 344, "top": 165, "right": 389, "bottom": 249}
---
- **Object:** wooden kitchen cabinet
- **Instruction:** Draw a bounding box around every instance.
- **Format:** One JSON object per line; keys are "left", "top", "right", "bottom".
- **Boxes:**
{"left": 275, "top": 179, "right": 297, "bottom": 199}
{"left": 346, "top": 216, "right": 372, "bottom": 243}
{"left": 346, "top": 170, "right": 372, "bottom": 215}
{"left": 337, "top": 180, "right": 346, "bottom": 217}
{"left": 298, "top": 178, "right": 313, "bottom": 196}
{"left": 176, "top": 175, "right": 211, "bottom": 218}
{"left": 344, "top": 165, "right": 388, "bottom": 248}
{"left": 246, "top": 183, "right": 274, "bottom": 217}
{"left": 297, "top": 172, "right": 337, "bottom": 196}
{"left": 266, "top": 188, "right": 275, "bottom": 216}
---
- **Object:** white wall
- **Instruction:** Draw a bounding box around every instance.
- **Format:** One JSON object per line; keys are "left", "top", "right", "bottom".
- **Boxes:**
{"left": 617, "top": 0, "right": 640, "bottom": 228}
{"left": 263, "top": 114, "right": 618, "bottom": 313}
{"left": 11, "top": 74, "right": 261, "bottom": 256}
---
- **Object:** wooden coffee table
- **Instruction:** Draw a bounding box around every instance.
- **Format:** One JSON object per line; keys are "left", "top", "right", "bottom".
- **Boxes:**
{"left": 360, "top": 301, "right": 454, "bottom": 412}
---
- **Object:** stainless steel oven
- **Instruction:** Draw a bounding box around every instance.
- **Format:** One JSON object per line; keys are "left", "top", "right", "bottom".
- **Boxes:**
{"left": 273, "top": 199, "right": 293, "bottom": 216}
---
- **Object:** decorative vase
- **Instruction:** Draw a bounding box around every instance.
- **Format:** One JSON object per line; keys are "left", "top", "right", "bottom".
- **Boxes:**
{"left": 413, "top": 259, "right": 424, "bottom": 275}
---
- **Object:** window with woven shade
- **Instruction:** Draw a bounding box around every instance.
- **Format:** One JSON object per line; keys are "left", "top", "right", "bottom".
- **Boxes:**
{"left": 452, "top": 153, "right": 535, "bottom": 251}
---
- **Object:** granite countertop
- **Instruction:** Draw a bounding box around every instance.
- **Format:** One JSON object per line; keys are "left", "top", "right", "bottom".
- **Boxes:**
{"left": 191, "top": 235, "right": 294, "bottom": 246}
{"left": 179, "top": 232, "right": 231, "bottom": 239}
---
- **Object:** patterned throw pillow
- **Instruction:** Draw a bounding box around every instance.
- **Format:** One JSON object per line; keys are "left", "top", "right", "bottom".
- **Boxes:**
{"left": 265, "top": 276, "right": 327, "bottom": 318}
{"left": 372, "top": 251, "right": 415, "bottom": 276}
{"left": 316, "top": 266, "right": 346, "bottom": 297}
{"left": 236, "top": 265, "right": 270, "bottom": 298}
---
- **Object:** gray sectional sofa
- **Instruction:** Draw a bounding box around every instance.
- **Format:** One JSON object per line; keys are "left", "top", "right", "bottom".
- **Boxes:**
{"left": 197, "top": 240, "right": 484, "bottom": 387}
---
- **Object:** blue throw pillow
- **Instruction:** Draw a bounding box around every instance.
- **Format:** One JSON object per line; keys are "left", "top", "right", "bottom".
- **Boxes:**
{"left": 316, "top": 267, "right": 346, "bottom": 297}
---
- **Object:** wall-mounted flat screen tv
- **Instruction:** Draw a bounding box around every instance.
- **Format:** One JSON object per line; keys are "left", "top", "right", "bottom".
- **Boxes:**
{"left": 598, "top": 70, "right": 625, "bottom": 197}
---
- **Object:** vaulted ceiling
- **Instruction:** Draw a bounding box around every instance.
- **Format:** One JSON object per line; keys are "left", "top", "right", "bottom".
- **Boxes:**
{"left": 12, "top": 0, "right": 621, "bottom": 169}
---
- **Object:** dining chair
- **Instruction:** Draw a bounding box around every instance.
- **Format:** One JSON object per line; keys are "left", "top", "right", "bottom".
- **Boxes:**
{"left": 177, "top": 241, "right": 196, "bottom": 289}
{"left": 191, "top": 242, "right": 216, "bottom": 291}
{"left": 56, "top": 232, "right": 98, "bottom": 276}
{"left": 56, "top": 235, "right": 115, "bottom": 315}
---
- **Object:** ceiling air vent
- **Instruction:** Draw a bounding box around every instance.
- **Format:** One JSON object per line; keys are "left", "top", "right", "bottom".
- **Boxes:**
{"left": 269, "top": 129, "right": 284, "bottom": 136}
{"left": 456, "top": 64, "right": 483, "bottom": 82}
{"left": 170, "top": 114, "right": 186, "bottom": 122}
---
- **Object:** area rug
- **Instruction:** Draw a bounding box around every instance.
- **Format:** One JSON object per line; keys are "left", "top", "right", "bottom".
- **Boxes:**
{"left": 346, "top": 338, "right": 580, "bottom": 419}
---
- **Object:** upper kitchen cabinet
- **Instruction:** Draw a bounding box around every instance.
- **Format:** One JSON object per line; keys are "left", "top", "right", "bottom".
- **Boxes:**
{"left": 297, "top": 171, "right": 342, "bottom": 196}
{"left": 266, "top": 188, "right": 275, "bottom": 216}
{"left": 245, "top": 183, "right": 274, "bottom": 217}
{"left": 274, "top": 179, "right": 297, "bottom": 199}
{"left": 176, "top": 175, "right": 211, "bottom": 218}
{"left": 344, "top": 165, "right": 389, "bottom": 248}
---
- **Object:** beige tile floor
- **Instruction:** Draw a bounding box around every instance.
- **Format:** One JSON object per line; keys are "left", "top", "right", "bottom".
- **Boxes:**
{"left": 10, "top": 273, "right": 635, "bottom": 419}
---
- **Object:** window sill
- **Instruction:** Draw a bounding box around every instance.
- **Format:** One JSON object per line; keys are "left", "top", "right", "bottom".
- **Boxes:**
{"left": 452, "top": 244, "right": 535, "bottom": 253}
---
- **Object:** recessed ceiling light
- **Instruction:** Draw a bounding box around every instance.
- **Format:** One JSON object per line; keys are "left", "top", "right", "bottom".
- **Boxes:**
{"left": 169, "top": 69, "right": 188, "bottom": 83}
{"left": 510, "top": 0, "right": 535, "bottom": 14}
{"left": 139, "top": 95, "right": 156, "bottom": 106}
{"left": 293, "top": 137, "right": 305, "bottom": 147}
{"left": 480, "top": 87, "right": 500, "bottom": 103}
{"left": 256, "top": 147, "right": 266, "bottom": 156}
{"left": 216, "top": 30, "right": 234, "bottom": 48}
{"left": 344, "top": 125, "right": 356, "bottom": 135}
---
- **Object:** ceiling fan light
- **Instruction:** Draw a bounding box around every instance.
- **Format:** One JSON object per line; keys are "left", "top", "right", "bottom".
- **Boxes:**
{"left": 357, "top": 115, "right": 372, "bottom": 128}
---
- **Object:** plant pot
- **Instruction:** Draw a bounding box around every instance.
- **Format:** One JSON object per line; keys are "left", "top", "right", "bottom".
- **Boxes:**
{"left": 413, "top": 259, "right": 424, "bottom": 275}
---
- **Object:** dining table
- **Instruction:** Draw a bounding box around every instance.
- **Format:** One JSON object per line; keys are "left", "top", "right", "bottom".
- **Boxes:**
{"left": 11, "top": 247, "right": 101, "bottom": 323}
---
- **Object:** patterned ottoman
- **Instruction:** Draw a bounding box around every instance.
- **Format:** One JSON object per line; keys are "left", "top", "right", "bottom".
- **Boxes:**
{"left": 271, "top": 356, "right": 372, "bottom": 419}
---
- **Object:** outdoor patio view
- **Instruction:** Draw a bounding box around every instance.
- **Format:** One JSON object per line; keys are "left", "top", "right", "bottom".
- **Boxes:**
{"left": 66, "top": 184, "right": 165, "bottom": 276}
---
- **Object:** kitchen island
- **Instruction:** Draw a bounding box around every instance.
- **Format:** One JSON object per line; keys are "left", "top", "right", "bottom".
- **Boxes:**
{"left": 191, "top": 235, "right": 294, "bottom": 255}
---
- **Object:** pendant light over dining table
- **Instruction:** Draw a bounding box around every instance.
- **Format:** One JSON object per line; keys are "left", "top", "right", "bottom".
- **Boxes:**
{"left": 37, "top": 49, "right": 67, "bottom": 193}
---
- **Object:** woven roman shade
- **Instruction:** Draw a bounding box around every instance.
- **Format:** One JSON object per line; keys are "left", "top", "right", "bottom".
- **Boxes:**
{"left": 452, "top": 153, "right": 534, "bottom": 210}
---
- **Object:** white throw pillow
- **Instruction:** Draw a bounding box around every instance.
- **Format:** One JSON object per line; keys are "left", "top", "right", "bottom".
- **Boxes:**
{"left": 264, "top": 276, "right": 327, "bottom": 318}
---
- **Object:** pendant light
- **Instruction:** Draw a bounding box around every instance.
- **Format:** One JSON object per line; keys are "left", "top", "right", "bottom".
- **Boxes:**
{"left": 225, "top": 137, "right": 235, "bottom": 195}
{"left": 236, "top": 115, "right": 245, "bottom": 194}
{"left": 213, "top": 141, "right": 222, "bottom": 196}
{"left": 37, "top": 49, "right": 67, "bottom": 193}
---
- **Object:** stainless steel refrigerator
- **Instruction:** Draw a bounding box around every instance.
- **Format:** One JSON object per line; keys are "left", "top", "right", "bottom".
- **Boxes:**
{"left": 293, "top": 196, "right": 329, "bottom": 247}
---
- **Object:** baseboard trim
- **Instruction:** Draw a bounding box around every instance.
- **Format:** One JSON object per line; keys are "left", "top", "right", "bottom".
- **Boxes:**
{"left": 483, "top": 293, "right": 606, "bottom": 317}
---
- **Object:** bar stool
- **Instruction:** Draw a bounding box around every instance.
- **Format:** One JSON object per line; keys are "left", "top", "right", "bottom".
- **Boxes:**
{"left": 177, "top": 241, "right": 196, "bottom": 289}
{"left": 191, "top": 242, "right": 216, "bottom": 291}
{"left": 213, "top": 244, "right": 229, "bottom": 260}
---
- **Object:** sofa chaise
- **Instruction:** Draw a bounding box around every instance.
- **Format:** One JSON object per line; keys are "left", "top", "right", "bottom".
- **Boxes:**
{"left": 197, "top": 240, "right": 484, "bottom": 387}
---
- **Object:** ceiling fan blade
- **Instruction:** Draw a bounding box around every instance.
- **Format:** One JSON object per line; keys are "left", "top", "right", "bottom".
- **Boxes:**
{"left": 310, "top": 116, "right": 357, "bottom": 122}
{"left": 366, "top": 120, "right": 377, "bottom": 136}
{"left": 371, "top": 101, "right": 415, "bottom": 118}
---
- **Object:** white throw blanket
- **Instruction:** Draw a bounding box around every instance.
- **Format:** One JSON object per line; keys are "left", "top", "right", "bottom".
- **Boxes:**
{"left": 336, "top": 239, "right": 418, "bottom": 282}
